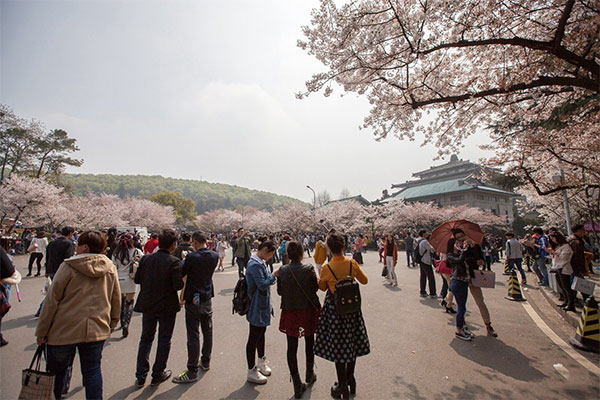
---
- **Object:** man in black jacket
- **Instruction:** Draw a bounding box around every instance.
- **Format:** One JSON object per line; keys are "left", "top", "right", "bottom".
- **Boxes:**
{"left": 134, "top": 229, "right": 184, "bottom": 387}
{"left": 173, "top": 231, "right": 219, "bottom": 383}
{"left": 45, "top": 227, "right": 76, "bottom": 277}
{"left": 174, "top": 232, "right": 194, "bottom": 260}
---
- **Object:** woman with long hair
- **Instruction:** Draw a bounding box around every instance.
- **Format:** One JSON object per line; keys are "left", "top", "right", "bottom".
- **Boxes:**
{"left": 27, "top": 230, "right": 48, "bottom": 277}
{"left": 111, "top": 234, "right": 143, "bottom": 337}
{"left": 549, "top": 231, "right": 576, "bottom": 312}
{"left": 277, "top": 240, "right": 320, "bottom": 398}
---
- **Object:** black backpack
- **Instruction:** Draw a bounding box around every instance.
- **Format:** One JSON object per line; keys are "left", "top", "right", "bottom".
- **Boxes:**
{"left": 327, "top": 261, "right": 361, "bottom": 315}
{"left": 232, "top": 276, "right": 250, "bottom": 315}
{"left": 413, "top": 239, "right": 424, "bottom": 264}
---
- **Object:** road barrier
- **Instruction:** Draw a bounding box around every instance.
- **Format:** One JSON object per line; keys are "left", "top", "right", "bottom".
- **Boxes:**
{"left": 569, "top": 296, "right": 599, "bottom": 353}
{"left": 505, "top": 270, "right": 526, "bottom": 302}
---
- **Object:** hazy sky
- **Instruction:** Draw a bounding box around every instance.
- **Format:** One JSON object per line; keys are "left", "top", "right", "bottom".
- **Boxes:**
{"left": 1, "top": 0, "right": 491, "bottom": 203}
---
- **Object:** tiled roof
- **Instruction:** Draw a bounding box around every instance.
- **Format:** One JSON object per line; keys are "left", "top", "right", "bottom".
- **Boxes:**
{"left": 386, "top": 178, "right": 515, "bottom": 201}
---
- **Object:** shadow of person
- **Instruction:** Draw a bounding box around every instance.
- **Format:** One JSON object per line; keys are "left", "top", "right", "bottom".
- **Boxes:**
{"left": 2, "top": 314, "right": 39, "bottom": 331}
{"left": 449, "top": 338, "right": 547, "bottom": 382}
{"left": 219, "top": 288, "right": 234, "bottom": 296}
{"left": 419, "top": 299, "right": 442, "bottom": 309}
{"left": 220, "top": 382, "right": 261, "bottom": 400}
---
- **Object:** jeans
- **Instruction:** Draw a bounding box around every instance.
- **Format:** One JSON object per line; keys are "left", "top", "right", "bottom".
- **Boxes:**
{"left": 386, "top": 256, "right": 397, "bottom": 285}
{"left": 136, "top": 313, "right": 177, "bottom": 380}
{"left": 286, "top": 334, "right": 314, "bottom": 376}
{"left": 483, "top": 256, "right": 493, "bottom": 271}
{"left": 533, "top": 257, "right": 549, "bottom": 285}
{"left": 419, "top": 262, "right": 437, "bottom": 295}
{"left": 47, "top": 341, "right": 105, "bottom": 400}
{"left": 507, "top": 258, "right": 526, "bottom": 282}
{"left": 185, "top": 301, "right": 213, "bottom": 373}
{"left": 237, "top": 257, "right": 248, "bottom": 277}
{"left": 450, "top": 279, "right": 469, "bottom": 330}
{"left": 406, "top": 250, "right": 415, "bottom": 267}
{"left": 246, "top": 324, "right": 266, "bottom": 369}
{"left": 28, "top": 253, "right": 43, "bottom": 274}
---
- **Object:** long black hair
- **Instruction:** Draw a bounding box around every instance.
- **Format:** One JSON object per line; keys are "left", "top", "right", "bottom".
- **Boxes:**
{"left": 113, "top": 234, "right": 134, "bottom": 264}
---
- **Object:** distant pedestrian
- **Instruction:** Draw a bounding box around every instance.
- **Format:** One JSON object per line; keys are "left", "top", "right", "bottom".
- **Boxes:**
{"left": 549, "top": 231, "right": 576, "bottom": 312}
{"left": 143, "top": 233, "right": 159, "bottom": 254}
{"left": 277, "top": 240, "right": 320, "bottom": 398}
{"left": 404, "top": 233, "right": 415, "bottom": 268}
{"left": 134, "top": 229, "right": 184, "bottom": 387}
{"left": 245, "top": 241, "right": 277, "bottom": 385}
{"left": 36, "top": 231, "right": 121, "bottom": 400}
{"left": 216, "top": 236, "right": 229, "bottom": 271}
{"left": 27, "top": 230, "right": 48, "bottom": 277}
{"left": 384, "top": 234, "right": 398, "bottom": 286}
{"left": 174, "top": 232, "right": 194, "bottom": 260}
{"left": 532, "top": 228, "right": 550, "bottom": 286}
{"left": 173, "top": 231, "right": 219, "bottom": 383}
{"left": 235, "top": 228, "right": 252, "bottom": 277}
{"left": 505, "top": 232, "right": 526, "bottom": 284}
{"left": 417, "top": 230, "right": 437, "bottom": 298}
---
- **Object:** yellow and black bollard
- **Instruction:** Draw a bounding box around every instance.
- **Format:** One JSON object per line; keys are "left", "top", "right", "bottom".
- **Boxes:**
{"left": 569, "top": 296, "right": 599, "bottom": 353}
{"left": 503, "top": 260, "right": 510, "bottom": 275}
{"left": 505, "top": 270, "right": 526, "bottom": 302}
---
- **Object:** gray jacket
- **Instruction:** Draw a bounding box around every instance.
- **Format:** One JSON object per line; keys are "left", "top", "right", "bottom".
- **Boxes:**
{"left": 418, "top": 238, "right": 435, "bottom": 265}
{"left": 505, "top": 238, "right": 523, "bottom": 259}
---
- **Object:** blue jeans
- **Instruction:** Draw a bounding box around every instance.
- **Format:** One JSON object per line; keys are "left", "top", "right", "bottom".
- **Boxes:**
{"left": 533, "top": 257, "right": 549, "bottom": 285}
{"left": 507, "top": 258, "right": 526, "bottom": 281}
{"left": 136, "top": 313, "right": 177, "bottom": 380}
{"left": 450, "top": 279, "right": 469, "bottom": 330}
{"left": 47, "top": 341, "right": 105, "bottom": 400}
{"left": 440, "top": 275, "right": 448, "bottom": 299}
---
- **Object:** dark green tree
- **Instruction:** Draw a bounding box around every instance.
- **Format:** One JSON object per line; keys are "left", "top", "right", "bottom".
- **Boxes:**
{"left": 150, "top": 191, "right": 197, "bottom": 224}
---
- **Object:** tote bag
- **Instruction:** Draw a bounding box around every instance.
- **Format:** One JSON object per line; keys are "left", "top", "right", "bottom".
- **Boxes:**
{"left": 471, "top": 270, "right": 496, "bottom": 288}
{"left": 19, "top": 345, "right": 55, "bottom": 400}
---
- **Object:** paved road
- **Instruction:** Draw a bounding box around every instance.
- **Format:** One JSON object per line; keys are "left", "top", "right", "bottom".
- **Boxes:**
{"left": 1, "top": 252, "right": 599, "bottom": 399}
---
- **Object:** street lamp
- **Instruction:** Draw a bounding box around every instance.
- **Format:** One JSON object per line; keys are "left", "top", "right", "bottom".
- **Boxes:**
{"left": 306, "top": 185, "right": 316, "bottom": 210}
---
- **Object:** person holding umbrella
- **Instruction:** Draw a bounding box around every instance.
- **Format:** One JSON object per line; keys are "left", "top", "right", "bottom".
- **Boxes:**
{"left": 446, "top": 231, "right": 472, "bottom": 341}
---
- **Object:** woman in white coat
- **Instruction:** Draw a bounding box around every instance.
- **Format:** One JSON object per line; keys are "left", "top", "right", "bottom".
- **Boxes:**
{"left": 111, "top": 234, "right": 143, "bottom": 337}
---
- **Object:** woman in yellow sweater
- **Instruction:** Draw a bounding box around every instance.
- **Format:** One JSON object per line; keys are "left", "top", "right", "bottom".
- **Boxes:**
{"left": 314, "top": 233, "right": 369, "bottom": 400}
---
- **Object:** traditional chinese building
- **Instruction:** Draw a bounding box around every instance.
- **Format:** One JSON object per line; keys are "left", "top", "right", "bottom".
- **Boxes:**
{"left": 380, "top": 155, "right": 516, "bottom": 224}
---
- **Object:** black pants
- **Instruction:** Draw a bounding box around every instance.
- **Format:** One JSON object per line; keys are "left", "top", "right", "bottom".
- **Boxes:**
{"left": 28, "top": 253, "right": 43, "bottom": 274}
{"left": 136, "top": 313, "right": 176, "bottom": 380}
{"left": 556, "top": 273, "right": 575, "bottom": 309}
{"left": 185, "top": 301, "right": 213, "bottom": 373}
{"left": 286, "top": 334, "right": 314, "bottom": 376}
{"left": 419, "top": 262, "right": 437, "bottom": 295}
{"left": 246, "top": 324, "right": 266, "bottom": 369}
{"left": 335, "top": 360, "right": 356, "bottom": 390}
{"left": 237, "top": 257, "right": 248, "bottom": 277}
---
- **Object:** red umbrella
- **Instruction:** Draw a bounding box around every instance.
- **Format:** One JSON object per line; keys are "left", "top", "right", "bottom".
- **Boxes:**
{"left": 429, "top": 220, "right": 485, "bottom": 254}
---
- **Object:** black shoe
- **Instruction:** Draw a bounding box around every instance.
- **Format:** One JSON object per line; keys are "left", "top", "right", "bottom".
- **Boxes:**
{"left": 557, "top": 303, "right": 568, "bottom": 308}
{"left": 122, "top": 327, "right": 129, "bottom": 338}
{"left": 26, "top": 273, "right": 32, "bottom": 277}
{"left": 419, "top": 293, "right": 428, "bottom": 298}
{"left": 34, "top": 311, "right": 40, "bottom": 318}
{"left": 35, "top": 273, "right": 41, "bottom": 277}
{"left": 441, "top": 300, "right": 447, "bottom": 308}
{"left": 135, "top": 378, "right": 145, "bottom": 388}
{"left": 292, "top": 373, "right": 307, "bottom": 399}
{"left": 348, "top": 377, "right": 356, "bottom": 395}
{"left": 150, "top": 370, "right": 172, "bottom": 386}
{"left": 200, "top": 359, "right": 210, "bottom": 371}
{"left": 331, "top": 382, "right": 350, "bottom": 399}
{"left": 446, "top": 306, "right": 457, "bottom": 314}
{"left": 0, "top": 338, "right": 8, "bottom": 347}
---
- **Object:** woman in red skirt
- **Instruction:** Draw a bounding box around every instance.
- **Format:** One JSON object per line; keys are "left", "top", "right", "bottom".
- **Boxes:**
{"left": 276, "top": 240, "right": 321, "bottom": 399}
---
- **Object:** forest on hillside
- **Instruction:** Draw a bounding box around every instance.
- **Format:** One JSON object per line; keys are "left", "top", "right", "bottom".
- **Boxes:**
{"left": 62, "top": 174, "right": 302, "bottom": 213}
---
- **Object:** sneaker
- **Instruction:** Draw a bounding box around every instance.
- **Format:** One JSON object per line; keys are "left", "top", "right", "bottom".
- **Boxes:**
{"left": 419, "top": 293, "right": 428, "bottom": 298}
{"left": 135, "top": 378, "right": 145, "bottom": 388}
{"left": 463, "top": 327, "right": 475, "bottom": 338}
{"left": 257, "top": 356, "right": 272, "bottom": 376}
{"left": 172, "top": 369, "right": 199, "bottom": 384}
{"left": 445, "top": 306, "right": 457, "bottom": 314}
{"left": 247, "top": 366, "right": 268, "bottom": 384}
{"left": 0, "top": 338, "right": 8, "bottom": 347}
{"left": 200, "top": 359, "right": 210, "bottom": 371}
{"left": 455, "top": 330, "right": 472, "bottom": 341}
{"left": 429, "top": 294, "right": 438, "bottom": 298}
{"left": 150, "top": 370, "right": 172, "bottom": 386}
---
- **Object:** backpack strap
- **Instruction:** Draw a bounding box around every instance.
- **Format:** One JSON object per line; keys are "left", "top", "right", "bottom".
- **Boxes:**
{"left": 349, "top": 260, "right": 353, "bottom": 278}
{"left": 326, "top": 263, "right": 339, "bottom": 281}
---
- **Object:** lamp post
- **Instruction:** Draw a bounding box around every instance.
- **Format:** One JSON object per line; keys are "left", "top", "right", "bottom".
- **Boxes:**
{"left": 306, "top": 185, "right": 316, "bottom": 210}
{"left": 553, "top": 167, "right": 573, "bottom": 235}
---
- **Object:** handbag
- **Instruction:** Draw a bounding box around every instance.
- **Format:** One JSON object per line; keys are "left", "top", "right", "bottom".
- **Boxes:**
{"left": 471, "top": 270, "right": 496, "bottom": 288}
{"left": 19, "top": 344, "right": 55, "bottom": 400}
{"left": 288, "top": 266, "right": 321, "bottom": 311}
{"left": 434, "top": 260, "right": 452, "bottom": 275}
{"left": 27, "top": 241, "right": 38, "bottom": 253}
{"left": 327, "top": 261, "right": 361, "bottom": 315}
{"left": 381, "top": 266, "right": 388, "bottom": 277}
{"left": 0, "top": 284, "right": 11, "bottom": 317}
{"left": 128, "top": 259, "right": 139, "bottom": 279}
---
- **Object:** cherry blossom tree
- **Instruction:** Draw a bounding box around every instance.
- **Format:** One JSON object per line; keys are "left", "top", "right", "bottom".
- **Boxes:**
{"left": 196, "top": 209, "right": 243, "bottom": 233}
{"left": 317, "top": 200, "right": 371, "bottom": 233}
{"left": 273, "top": 203, "right": 314, "bottom": 234}
{"left": 298, "top": 0, "right": 599, "bottom": 198}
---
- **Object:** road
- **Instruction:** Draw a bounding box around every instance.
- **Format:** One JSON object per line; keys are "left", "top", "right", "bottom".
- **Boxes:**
{"left": 1, "top": 251, "right": 599, "bottom": 400}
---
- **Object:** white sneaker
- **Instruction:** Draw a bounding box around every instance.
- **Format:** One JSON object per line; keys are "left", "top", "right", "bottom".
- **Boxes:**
{"left": 247, "top": 366, "right": 267, "bottom": 384}
{"left": 257, "top": 356, "right": 272, "bottom": 376}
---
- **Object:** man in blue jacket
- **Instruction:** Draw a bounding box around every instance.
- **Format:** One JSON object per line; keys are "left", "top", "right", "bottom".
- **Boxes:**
{"left": 173, "top": 231, "right": 219, "bottom": 383}
{"left": 532, "top": 227, "right": 550, "bottom": 286}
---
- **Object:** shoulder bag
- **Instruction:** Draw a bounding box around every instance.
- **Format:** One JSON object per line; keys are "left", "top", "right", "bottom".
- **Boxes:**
{"left": 19, "top": 345, "right": 55, "bottom": 400}
{"left": 288, "top": 266, "right": 321, "bottom": 311}
{"left": 327, "top": 261, "right": 361, "bottom": 315}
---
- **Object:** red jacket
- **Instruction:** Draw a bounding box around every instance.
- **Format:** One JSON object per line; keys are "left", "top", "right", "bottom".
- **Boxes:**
{"left": 383, "top": 240, "right": 398, "bottom": 266}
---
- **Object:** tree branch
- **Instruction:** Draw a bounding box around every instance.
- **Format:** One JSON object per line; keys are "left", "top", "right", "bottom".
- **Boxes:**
{"left": 553, "top": 0, "right": 575, "bottom": 48}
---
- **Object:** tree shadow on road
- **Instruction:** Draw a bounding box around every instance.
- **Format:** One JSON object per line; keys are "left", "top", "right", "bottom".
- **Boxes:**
{"left": 219, "top": 382, "right": 260, "bottom": 400}
{"left": 449, "top": 338, "right": 546, "bottom": 382}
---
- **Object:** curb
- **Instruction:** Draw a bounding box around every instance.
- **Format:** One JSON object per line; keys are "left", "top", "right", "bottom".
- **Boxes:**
{"left": 537, "top": 284, "right": 581, "bottom": 329}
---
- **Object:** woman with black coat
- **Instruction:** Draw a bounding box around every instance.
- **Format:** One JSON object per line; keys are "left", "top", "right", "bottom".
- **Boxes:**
{"left": 277, "top": 240, "right": 321, "bottom": 399}
{"left": 446, "top": 230, "right": 472, "bottom": 341}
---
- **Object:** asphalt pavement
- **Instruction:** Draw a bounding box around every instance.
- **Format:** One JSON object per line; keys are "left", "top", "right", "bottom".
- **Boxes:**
{"left": 1, "top": 251, "right": 599, "bottom": 400}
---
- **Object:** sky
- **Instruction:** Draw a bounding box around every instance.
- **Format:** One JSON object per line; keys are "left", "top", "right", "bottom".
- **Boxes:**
{"left": 1, "top": 0, "right": 492, "bottom": 204}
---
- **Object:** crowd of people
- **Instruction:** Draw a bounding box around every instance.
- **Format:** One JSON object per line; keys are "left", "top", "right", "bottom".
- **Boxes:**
{"left": 0, "top": 220, "right": 597, "bottom": 399}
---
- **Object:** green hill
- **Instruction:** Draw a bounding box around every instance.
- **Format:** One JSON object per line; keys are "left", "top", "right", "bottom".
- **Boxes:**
{"left": 61, "top": 174, "right": 302, "bottom": 213}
